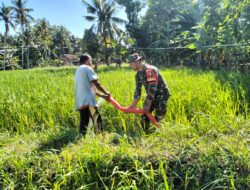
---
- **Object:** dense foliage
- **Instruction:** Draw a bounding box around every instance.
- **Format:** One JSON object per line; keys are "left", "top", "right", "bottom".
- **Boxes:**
{"left": 0, "top": 0, "right": 250, "bottom": 71}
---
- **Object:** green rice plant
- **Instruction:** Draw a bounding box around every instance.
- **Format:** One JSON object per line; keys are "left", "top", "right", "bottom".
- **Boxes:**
{"left": 0, "top": 66, "right": 249, "bottom": 189}
{"left": 159, "top": 161, "right": 170, "bottom": 190}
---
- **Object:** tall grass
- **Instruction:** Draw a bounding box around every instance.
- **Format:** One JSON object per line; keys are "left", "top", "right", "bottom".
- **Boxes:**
{"left": 0, "top": 66, "right": 249, "bottom": 189}
{"left": 0, "top": 68, "right": 77, "bottom": 133}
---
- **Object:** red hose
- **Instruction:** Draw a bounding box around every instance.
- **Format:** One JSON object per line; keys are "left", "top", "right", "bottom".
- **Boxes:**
{"left": 107, "top": 97, "right": 160, "bottom": 128}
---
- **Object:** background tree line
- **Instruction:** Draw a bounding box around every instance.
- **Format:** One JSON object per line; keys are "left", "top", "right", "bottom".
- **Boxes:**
{"left": 0, "top": 0, "right": 250, "bottom": 72}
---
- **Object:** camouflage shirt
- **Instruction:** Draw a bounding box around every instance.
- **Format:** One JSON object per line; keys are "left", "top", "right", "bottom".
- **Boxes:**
{"left": 133, "top": 64, "right": 170, "bottom": 102}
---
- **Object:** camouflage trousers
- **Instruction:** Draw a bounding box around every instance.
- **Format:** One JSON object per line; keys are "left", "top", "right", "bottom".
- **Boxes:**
{"left": 141, "top": 96, "right": 169, "bottom": 132}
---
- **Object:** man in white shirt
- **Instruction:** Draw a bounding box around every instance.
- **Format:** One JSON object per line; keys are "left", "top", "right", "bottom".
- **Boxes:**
{"left": 75, "top": 53, "right": 110, "bottom": 135}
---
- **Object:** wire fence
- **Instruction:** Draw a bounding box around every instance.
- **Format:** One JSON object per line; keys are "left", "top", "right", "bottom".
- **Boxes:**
{"left": 0, "top": 42, "right": 249, "bottom": 52}
{"left": 128, "top": 43, "right": 250, "bottom": 51}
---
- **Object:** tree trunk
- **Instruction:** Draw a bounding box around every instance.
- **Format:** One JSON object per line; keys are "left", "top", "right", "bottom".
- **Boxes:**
{"left": 3, "top": 33, "right": 7, "bottom": 71}
{"left": 26, "top": 47, "right": 30, "bottom": 69}
{"left": 94, "top": 59, "right": 98, "bottom": 71}
{"left": 167, "top": 17, "right": 170, "bottom": 66}
{"left": 196, "top": 52, "right": 201, "bottom": 68}
{"left": 21, "top": 26, "right": 24, "bottom": 69}
{"left": 104, "top": 31, "right": 109, "bottom": 66}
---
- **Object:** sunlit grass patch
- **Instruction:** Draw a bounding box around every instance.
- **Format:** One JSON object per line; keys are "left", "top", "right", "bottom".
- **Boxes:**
{"left": 0, "top": 66, "right": 249, "bottom": 189}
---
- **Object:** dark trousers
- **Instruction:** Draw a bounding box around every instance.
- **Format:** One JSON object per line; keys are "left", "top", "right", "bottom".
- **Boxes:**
{"left": 140, "top": 105, "right": 155, "bottom": 132}
{"left": 140, "top": 99, "right": 168, "bottom": 132}
{"left": 79, "top": 106, "right": 103, "bottom": 135}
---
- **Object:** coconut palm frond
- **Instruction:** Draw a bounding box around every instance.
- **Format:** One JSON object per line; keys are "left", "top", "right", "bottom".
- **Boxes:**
{"left": 84, "top": 15, "right": 97, "bottom": 21}
{"left": 83, "top": 0, "right": 97, "bottom": 13}
{"left": 112, "top": 17, "right": 126, "bottom": 25}
{"left": 87, "top": 6, "right": 96, "bottom": 14}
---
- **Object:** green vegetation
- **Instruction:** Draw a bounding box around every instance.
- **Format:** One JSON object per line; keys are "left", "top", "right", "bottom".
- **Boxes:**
{"left": 1, "top": 0, "right": 249, "bottom": 188}
{"left": 0, "top": 66, "right": 249, "bottom": 189}
{"left": 1, "top": 0, "right": 250, "bottom": 71}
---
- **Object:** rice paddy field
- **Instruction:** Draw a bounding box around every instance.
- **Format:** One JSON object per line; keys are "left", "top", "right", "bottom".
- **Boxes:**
{"left": 0, "top": 65, "right": 249, "bottom": 189}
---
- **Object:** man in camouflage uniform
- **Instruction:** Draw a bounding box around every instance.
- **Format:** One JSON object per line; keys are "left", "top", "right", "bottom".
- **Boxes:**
{"left": 128, "top": 53, "right": 170, "bottom": 131}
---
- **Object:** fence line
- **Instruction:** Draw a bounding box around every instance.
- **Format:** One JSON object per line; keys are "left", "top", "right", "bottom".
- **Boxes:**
{"left": 0, "top": 43, "right": 249, "bottom": 53}
{"left": 129, "top": 43, "right": 250, "bottom": 50}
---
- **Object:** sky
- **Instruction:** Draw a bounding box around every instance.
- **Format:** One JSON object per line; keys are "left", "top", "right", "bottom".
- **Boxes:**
{"left": 0, "top": 0, "right": 127, "bottom": 37}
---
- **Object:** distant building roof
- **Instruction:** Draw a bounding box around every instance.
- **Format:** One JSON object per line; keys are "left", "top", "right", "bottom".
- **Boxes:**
{"left": 60, "top": 54, "right": 79, "bottom": 63}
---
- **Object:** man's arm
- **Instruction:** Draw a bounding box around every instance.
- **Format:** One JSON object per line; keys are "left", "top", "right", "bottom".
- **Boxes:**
{"left": 129, "top": 73, "right": 142, "bottom": 108}
{"left": 143, "top": 85, "right": 156, "bottom": 112}
{"left": 91, "top": 80, "right": 110, "bottom": 95}
{"left": 96, "top": 91, "right": 109, "bottom": 100}
{"left": 129, "top": 98, "right": 139, "bottom": 108}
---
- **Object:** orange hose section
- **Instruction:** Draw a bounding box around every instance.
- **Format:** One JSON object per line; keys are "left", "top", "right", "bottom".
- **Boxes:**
{"left": 107, "top": 97, "right": 160, "bottom": 128}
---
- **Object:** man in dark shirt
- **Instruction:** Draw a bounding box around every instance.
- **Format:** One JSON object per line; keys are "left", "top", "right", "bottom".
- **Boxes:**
{"left": 128, "top": 53, "right": 170, "bottom": 131}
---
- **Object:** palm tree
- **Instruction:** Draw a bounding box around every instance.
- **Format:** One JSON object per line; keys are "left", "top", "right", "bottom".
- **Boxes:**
{"left": 12, "top": 0, "right": 33, "bottom": 69}
{"left": 23, "top": 27, "right": 35, "bottom": 68}
{"left": 0, "top": 3, "right": 15, "bottom": 70}
{"left": 70, "top": 35, "right": 81, "bottom": 54}
{"left": 34, "top": 19, "right": 53, "bottom": 60}
{"left": 52, "top": 25, "right": 71, "bottom": 57}
{"left": 82, "top": 0, "right": 125, "bottom": 65}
